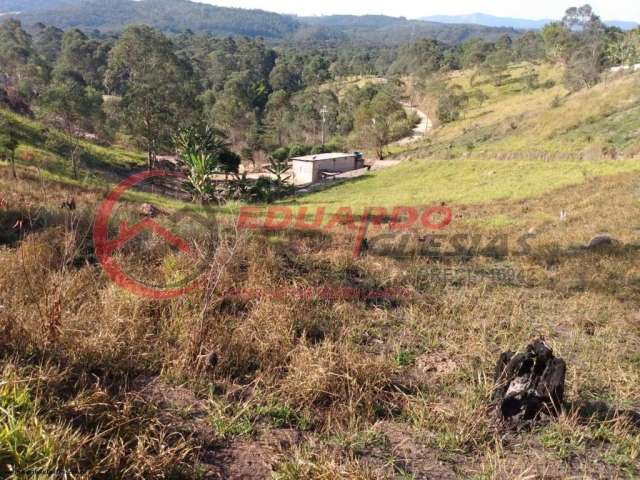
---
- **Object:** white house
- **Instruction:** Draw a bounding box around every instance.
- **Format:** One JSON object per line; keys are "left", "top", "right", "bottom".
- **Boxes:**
{"left": 291, "top": 153, "right": 364, "bottom": 185}
{"left": 610, "top": 64, "right": 640, "bottom": 73}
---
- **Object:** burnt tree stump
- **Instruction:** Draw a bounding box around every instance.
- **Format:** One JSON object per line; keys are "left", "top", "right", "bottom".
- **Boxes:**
{"left": 493, "top": 338, "right": 566, "bottom": 425}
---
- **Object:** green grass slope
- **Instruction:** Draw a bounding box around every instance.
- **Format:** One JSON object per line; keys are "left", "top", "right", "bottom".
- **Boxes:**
{"left": 295, "top": 64, "right": 640, "bottom": 212}
{"left": 0, "top": 108, "right": 146, "bottom": 186}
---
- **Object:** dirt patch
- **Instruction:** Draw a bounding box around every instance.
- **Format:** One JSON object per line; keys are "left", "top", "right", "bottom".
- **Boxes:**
{"left": 414, "top": 351, "right": 458, "bottom": 376}
{"left": 366, "top": 421, "right": 457, "bottom": 479}
{"left": 200, "top": 441, "right": 273, "bottom": 480}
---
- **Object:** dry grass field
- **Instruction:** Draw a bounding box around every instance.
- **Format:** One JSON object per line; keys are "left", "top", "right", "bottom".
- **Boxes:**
{"left": 1, "top": 64, "right": 640, "bottom": 479}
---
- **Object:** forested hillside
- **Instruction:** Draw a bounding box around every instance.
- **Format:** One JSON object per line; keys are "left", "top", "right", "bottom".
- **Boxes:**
{"left": 0, "top": 0, "right": 78, "bottom": 13}
{"left": 15, "top": 0, "right": 520, "bottom": 44}
{"left": 299, "top": 15, "right": 521, "bottom": 45}
{"left": 18, "top": 0, "right": 301, "bottom": 38}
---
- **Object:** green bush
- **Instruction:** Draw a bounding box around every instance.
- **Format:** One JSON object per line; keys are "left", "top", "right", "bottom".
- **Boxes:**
{"left": 288, "top": 144, "right": 311, "bottom": 157}
{"left": 271, "top": 147, "right": 290, "bottom": 161}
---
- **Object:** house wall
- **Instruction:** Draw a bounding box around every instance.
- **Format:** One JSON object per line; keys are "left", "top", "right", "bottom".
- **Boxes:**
{"left": 292, "top": 161, "right": 315, "bottom": 184}
{"left": 292, "top": 155, "right": 358, "bottom": 185}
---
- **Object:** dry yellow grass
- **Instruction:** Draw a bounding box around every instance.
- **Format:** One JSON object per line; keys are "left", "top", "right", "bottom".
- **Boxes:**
{"left": 2, "top": 62, "right": 640, "bottom": 479}
{"left": 1, "top": 159, "right": 640, "bottom": 478}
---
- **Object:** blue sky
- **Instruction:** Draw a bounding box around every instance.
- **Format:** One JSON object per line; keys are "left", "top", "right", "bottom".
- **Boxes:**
{"left": 198, "top": 1, "right": 640, "bottom": 22}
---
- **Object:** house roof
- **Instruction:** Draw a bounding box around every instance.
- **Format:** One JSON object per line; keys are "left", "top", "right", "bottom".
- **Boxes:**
{"left": 291, "top": 153, "right": 356, "bottom": 162}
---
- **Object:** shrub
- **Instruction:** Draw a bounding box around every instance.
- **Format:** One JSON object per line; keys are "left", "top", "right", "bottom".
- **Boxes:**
{"left": 288, "top": 144, "right": 311, "bottom": 157}
{"left": 551, "top": 95, "right": 563, "bottom": 109}
{"left": 437, "top": 90, "right": 469, "bottom": 124}
{"left": 271, "top": 146, "right": 290, "bottom": 162}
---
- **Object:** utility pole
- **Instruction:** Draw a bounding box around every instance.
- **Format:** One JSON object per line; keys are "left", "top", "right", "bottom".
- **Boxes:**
{"left": 320, "top": 105, "right": 328, "bottom": 146}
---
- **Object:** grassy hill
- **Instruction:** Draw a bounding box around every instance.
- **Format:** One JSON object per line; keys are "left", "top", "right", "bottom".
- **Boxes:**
{"left": 296, "top": 65, "right": 640, "bottom": 213}
{"left": 1, "top": 64, "right": 640, "bottom": 477}
{"left": 0, "top": 108, "right": 145, "bottom": 185}
{"left": 401, "top": 63, "right": 640, "bottom": 161}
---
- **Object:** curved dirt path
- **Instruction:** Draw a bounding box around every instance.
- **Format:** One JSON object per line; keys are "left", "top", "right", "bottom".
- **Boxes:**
{"left": 395, "top": 103, "right": 433, "bottom": 146}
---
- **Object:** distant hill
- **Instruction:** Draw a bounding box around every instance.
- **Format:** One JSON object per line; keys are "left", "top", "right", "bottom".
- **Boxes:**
{"left": 0, "top": 0, "right": 79, "bottom": 13}
{"left": 297, "top": 15, "right": 521, "bottom": 45}
{"left": 421, "top": 13, "right": 638, "bottom": 31}
{"left": 12, "top": 0, "right": 522, "bottom": 45}
{"left": 16, "top": 0, "right": 301, "bottom": 38}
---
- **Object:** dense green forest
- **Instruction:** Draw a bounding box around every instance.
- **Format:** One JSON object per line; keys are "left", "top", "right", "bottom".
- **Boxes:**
{"left": 0, "top": 0, "right": 76, "bottom": 13}
{"left": 17, "top": 0, "right": 300, "bottom": 39}
{"left": 14, "top": 0, "right": 521, "bottom": 45}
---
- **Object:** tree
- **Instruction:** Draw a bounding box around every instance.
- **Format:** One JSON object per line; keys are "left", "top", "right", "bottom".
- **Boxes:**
{"left": 437, "top": 86, "right": 469, "bottom": 124}
{"left": 32, "top": 24, "right": 64, "bottom": 64}
{"left": 0, "top": 19, "right": 45, "bottom": 99}
{"left": 0, "top": 118, "right": 19, "bottom": 179}
{"left": 355, "top": 92, "right": 408, "bottom": 160}
{"left": 54, "top": 29, "right": 108, "bottom": 88}
{"left": 482, "top": 35, "right": 513, "bottom": 86}
{"left": 513, "top": 31, "right": 545, "bottom": 62}
{"left": 106, "top": 25, "right": 198, "bottom": 170}
{"left": 0, "top": 19, "right": 34, "bottom": 84}
{"left": 40, "top": 70, "right": 102, "bottom": 178}
{"left": 562, "top": 4, "right": 604, "bottom": 32}
{"left": 212, "top": 70, "right": 269, "bottom": 144}
{"left": 269, "top": 62, "right": 302, "bottom": 92}
{"left": 606, "top": 29, "right": 640, "bottom": 65}
{"left": 265, "top": 89, "right": 292, "bottom": 147}
{"left": 560, "top": 5, "right": 607, "bottom": 91}
{"left": 265, "top": 154, "right": 292, "bottom": 193}
{"left": 541, "top": 22, "right": 571, "bottom": 64}
{"left": 564, "top": 48, "right": 601, "bottom": 90}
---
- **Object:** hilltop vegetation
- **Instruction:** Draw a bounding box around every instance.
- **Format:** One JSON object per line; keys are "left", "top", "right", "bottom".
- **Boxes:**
{"left": 14, "top": 0, "right": 521, "bottom": 45}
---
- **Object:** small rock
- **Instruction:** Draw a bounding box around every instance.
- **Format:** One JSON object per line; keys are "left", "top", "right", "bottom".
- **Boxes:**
{"left": 493, "top": 338, "right": 566, "bottom": 426}
{"left": 204, "top": 351, "right": 218, "bottom": 370}
{"left": 587, "top": 234, "right": 615, "bottom": 249}
{"left": 61, "top": 198, "right": 76, "bottom": 211}
{"left": 139, "top": 203, "right": 160, "bottom": 217}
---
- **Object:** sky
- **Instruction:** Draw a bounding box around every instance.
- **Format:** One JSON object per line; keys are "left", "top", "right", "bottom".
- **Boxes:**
{"left": 196, "top": 0, "right": 640, "bottom": 22}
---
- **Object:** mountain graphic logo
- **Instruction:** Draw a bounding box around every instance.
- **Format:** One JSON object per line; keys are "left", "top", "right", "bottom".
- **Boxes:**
{"left": 93, "top": 170, "right": 217, "bottom": 299}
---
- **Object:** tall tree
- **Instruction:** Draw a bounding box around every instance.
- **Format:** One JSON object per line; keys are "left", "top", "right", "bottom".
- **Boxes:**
{"left": 354, "top": 92, "right": 408, "bottom": 160}
{"left": 55, "top": 29, "right": 108, "bottom": 88}
{"left": 32, "top": 23, "right": 64, "bottom": 64}
{"left": 561, "top": 5, "right": 607, "bottom": 91}
{"left": 106, "top": 25, "right": 199, "bottom": 170}
{"left": 40, "top": 70, "right": 102, "bottom": 178}
{"left": 0, "top": 19, "right": 46, "bottom": 98}
{"left": 0, "top": 117, "right": 19, "bottom": 179}
{"left": 541, "top": 22, "right": 571, "bottom": 64}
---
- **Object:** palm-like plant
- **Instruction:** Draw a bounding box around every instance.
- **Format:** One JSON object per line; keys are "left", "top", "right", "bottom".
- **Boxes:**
{"left": 174, "top": 125, "right": 232, "bottom": 203}
{"left": 265, "top": 155, "right": 291, "bottom": 185}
